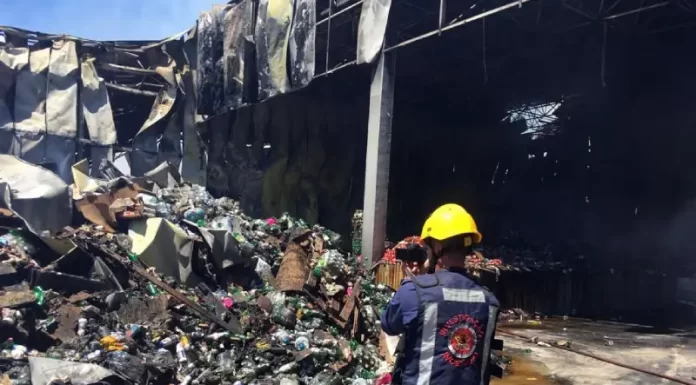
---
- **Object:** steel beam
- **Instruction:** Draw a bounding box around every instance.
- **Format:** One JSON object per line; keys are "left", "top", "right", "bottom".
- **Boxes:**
{"left": 361, "top": 51, "right": 395, "bottom": 266}
{"left": 385, "top": 0, "right": 531, "bottom": 52}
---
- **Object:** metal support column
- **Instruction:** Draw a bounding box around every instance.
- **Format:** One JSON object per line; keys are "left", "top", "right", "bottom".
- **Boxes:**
{"left": 361, "top": 51, "right": 395, "bottom": 266}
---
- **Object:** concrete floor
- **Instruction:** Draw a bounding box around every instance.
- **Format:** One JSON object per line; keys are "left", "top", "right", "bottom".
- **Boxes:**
{"left": 492, "top": 318, "right": 696, "bottom": 385}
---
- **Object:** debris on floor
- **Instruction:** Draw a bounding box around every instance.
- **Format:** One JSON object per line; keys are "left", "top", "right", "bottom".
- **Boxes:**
{"left": 0, "top": 158, "right": 399, "bottom": 385}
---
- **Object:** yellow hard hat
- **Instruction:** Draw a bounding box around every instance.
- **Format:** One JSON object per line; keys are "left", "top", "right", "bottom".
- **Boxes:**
{"left": 420, "top": 204, "right": 482, "bottom": 245}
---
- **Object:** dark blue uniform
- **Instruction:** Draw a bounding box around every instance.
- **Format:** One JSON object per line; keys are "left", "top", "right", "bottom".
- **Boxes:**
{"left": 381, "top": 268, "right": 500, "bottom": 385}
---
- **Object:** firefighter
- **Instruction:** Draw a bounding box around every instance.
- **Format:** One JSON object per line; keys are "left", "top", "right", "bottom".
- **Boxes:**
{"left": 381, "top": 203, "right": 500, "bottom": 385}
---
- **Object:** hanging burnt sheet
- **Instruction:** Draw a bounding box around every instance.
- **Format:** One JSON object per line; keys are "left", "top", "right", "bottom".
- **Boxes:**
{"left": 256, "top": 0, "right": 294, "bottom": 100}
{"left": 197, "top": 9, "right": 226, "bottom": 116}
{"left": 223, "top": 0, "right": 254, "bottom": 110}
{"left": 13, "top": 47, "right": 55, "bottom": 173}
{"left": 130, "top": 131, "right": 161, "bottom": 178}
{"left": 205, "top": 112, "right": 232, "bottom": 196}
{"left": 13, "top": 47, "right": 48, "bottom": 137}
{"left": 159, "top": 93, "right": 184, "bottom": 171}
{"left": 356, "top": 0, "right": 392, "bottom": 64}
{"left": 0, "top": 46, "right": 28, "bottom": 154}
{"left": 46, "top": 41, "right": 78, "bottom": 139}
{"left": 180, "top": 68, "right": 207, "bottom": 186}
{"left": 289, "top": 0, "right": 315, "bottom": 89}
{"left": 255, "top": 0, "right": 271, "bottom": 99}
{"left": 42, "top": 40, "right": 79, "bottom": 182}
{"left": 81, "top": 60, "right": 117, "bottom": 168}
{"left": 130, "top": 85, "right": 177, "bottom": 176}
{"left": 183, "top": 27, "right": 198, "bottom": 98}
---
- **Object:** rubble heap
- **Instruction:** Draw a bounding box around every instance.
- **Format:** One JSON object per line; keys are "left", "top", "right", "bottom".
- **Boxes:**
{"left": 0, "top": 159, "right": 395, "bottom": 385}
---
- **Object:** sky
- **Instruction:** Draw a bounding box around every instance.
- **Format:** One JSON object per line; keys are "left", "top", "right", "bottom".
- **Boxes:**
{"left": 0, "top": 0, "right": 214, "bottom": 41}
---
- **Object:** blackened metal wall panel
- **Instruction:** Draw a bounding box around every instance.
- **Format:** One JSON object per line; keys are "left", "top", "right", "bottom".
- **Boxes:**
{"left": 0, "top": 47, "right": 28, "bottom": 154}
{"left": 356, "top": 0, "right": 391, "bottom": 64}
{"left": 255, "top": 0, "right": 272, "bottom": 100}
{"left": 13, "top": 47, "right": 50, "bottom": 173}
{"left": 130, "top": 85, "right": 177, "bottom": 176}
{"left": 44, "top": 40, "right": 79, "bottom": 181}
{"left": 256, "top": 0, "right": 294, "bottom": 100}
{"left": 197, "top": 9, "right": 226, "bottom": 116}
{"left": 14, "top": 47, "right": 49, "bottom": 135}
{"left": 130, "top": 130, "right": 161, "bottom": 178}
{"left": 81, "top": 60, "right": 117, "bottom": 166}
{"left": 46, "top": 40, "right": 78, "bottom": 138}
{"left": 289, "top": 0, "right": 315, "bottom": 89}
{"left": 223, "top": 1, "right": 253, "bottom": 110}
{"left": 180, "top": 68, "right": 207, "bottom": 186}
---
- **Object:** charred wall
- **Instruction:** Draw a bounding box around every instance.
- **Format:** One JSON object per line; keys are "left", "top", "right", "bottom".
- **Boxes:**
{"left": 204, "top": 66, "right": 370, "bottom": 239}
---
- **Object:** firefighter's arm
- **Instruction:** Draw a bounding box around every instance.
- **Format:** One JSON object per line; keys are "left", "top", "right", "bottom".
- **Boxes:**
{"left": 380, "top": 281, "right": 418, "bottom": 336}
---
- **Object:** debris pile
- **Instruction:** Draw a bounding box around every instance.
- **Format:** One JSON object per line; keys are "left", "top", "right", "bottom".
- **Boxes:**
{"left": 0, "top": 158, "right": 395, "bottom": 385}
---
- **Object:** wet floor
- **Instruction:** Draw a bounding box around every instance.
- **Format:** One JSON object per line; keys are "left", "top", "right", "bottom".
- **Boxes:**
{"left": 492, "top": 353, "right": 561, "bottom": 385}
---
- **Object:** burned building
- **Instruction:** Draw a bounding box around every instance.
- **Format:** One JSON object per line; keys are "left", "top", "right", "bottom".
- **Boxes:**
{"left": 2, "top": 0, "right": 696, "bottom": 328}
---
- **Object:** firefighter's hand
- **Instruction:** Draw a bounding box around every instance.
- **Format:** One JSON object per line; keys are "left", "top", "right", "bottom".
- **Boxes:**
{"left": 402, "top": 260, "right": 425, "bottom": 276}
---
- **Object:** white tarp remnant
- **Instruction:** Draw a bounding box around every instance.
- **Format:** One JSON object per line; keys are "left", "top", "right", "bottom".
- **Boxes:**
{"left": 81, "top": 59, "right": 117, "bottom": 167}
{"left": 29, "top": 357, "right": 116, "bottom": 385}
{"left": 0, "top": 154, "right": 71, "bottom": 234}
{"left": 356, "top": 0, "right": 392, "bottom": 64}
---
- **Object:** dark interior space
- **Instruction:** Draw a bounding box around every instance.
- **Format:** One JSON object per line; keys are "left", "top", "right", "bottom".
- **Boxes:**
{"left": 377, "top": 0, "right": 696, "bottom": 325}
{"left": 386, "top": 0, "right": 696, "bottom": 279}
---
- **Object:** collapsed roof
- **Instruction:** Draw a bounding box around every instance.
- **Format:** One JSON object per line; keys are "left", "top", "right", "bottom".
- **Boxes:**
{"left": 0, "top": 0, "right": 390, "bottom": 184}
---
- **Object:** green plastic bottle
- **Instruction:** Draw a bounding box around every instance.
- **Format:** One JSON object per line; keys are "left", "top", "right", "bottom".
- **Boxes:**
{"left": 146, "top": 283, "right": 161, "bottom": 296}
{"left": 361, "top": 370, "right": 376, "bottom": 379}
{"left": 32, "top": 286, "right": 45, "bottom": 305}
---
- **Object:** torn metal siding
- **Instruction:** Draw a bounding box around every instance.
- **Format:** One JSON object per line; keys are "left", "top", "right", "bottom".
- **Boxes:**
{"left": 130, "top": 84, "right": 178, "bottom": 177}
{"left": 80, "top": 60, "right": 117, "bottom": 165}
{"left": 223, "top": 1, "right": 253, "bottom": 110}
{"left": 130, "top": 131, "right": 161, "bottom": 178}
{"left": 256, "top": 0, "right": 294, "bottom": 99}
{"left": 44, "top": 40, "right": 79, "bottom": 179}
{"left": 159, "top": 95, "right": 184, "bottom": 171}
{"left": 289, "top": 0, "right": 315, "bottom": 89}
{"left": 12, "top": 46, "right": 78, "bottom": 182}
{"left": 14, "top": 47, "right": 48, "bottom": 135}
{"left": 356, "top": 0, "right": 392, "bottom": 64}
{"left": 0, "top": 41, "right": 118, "bottom": 183}
{"left": 255, "top": 0, "right": 271, "bottom": 99}
{"left": 197, "top": 9, "right": 226, "bottom": 116}
{"left": 0, "top": 154, "right": 72, "bottom": 234}
{"left": 46, "top": 40, "right": 79, "bottom": 138}
{"left": 180, "top": 67, "right": 207, "bottom": 186}
{"left": 0, "top": 46, "right": 28, "bottom": 154}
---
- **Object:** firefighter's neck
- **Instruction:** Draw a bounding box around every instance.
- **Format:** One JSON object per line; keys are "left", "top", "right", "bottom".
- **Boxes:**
{"left": 437, "top": 252, "right": 468, "bottom": 271}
